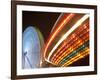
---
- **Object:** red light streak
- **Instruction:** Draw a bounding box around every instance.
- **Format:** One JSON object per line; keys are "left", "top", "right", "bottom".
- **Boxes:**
{"left": 50, "top": 22, "right": 89, "bottom": 63}
{"left": 44, "top": 13, "right": 75, "bottom": 58}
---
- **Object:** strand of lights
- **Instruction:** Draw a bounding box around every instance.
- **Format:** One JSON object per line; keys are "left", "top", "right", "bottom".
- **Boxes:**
{"left": 51, "top": 24, "right": 89, "bottom": 63}
{"left": 44, "top": 13, "right": 75, "bottom": 58}
{"left": 53, "top": 39, "right": 83, "bottom": 63}
{"left": 54, "top": 36, "right": 89, "bottom": 65}
{"left": 62, "top": 48, "right": 89, "bottom": 67}
{"left": 60, "top": 46, "right": 89, "bottom": 65}
{"left": 52, "top": 31, "right": 89, "bottom": 63}
{"left": 47, "top": 14, "right": 89, "bottom": 61}
{"left": 50, "top": 22, "right": 89, "bottom": 63}
{"left": 51, "top": 22, "right": 89, "bottom": 62}
{"left": 52, "top": 33, "right": 89, "bottom": 64}
{"left": 59, "top": 41, "right": 89, "bottom": 65}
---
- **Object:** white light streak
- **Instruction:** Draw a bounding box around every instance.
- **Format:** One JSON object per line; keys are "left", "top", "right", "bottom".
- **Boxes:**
{"left": 47, "top": 14, "right": 89, "bottom": 60}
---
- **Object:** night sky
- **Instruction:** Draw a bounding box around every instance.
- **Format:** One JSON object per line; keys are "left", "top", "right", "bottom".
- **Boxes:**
{"left": 22, "top": 11, "right": 60, "bottom": 42}
{"left": 22, "top": 11, "right": 89, "bottom": 67}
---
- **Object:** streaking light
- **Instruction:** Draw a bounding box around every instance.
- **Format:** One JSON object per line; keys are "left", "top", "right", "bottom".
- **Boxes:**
{"left": 44, "top": 13, "right": 75, "bottom": 58}
{"left": 62, "top": 48, "right": 89, "bottom": 67}
{"left": 47, "top": 14, "right": 89, "bottom": 61}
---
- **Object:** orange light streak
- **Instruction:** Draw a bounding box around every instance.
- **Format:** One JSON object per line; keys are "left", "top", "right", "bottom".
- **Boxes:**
{"left": 44, "top": 13, "right": 75, "bottom": 58}
{"left": 47, "top": 14, "right": 89, "bottom": 61}
{"left": 54, "top": 35, "right": 89, "bottom": 65}
{"left": 62, "top": 48, "right": 89, "bottom": 67}
{"left": 54, "top": 39, "right": 84, "bottom": 64}
{"left": 52, "top": 32, "right": 89, "bottom": 64}
{"left": 51, "top": 23, "right": 89, "bottom": 62}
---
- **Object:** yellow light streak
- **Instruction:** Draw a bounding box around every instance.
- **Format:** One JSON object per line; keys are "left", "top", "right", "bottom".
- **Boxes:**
{"left": 47, "top": 14, "right": 89, "bottom": 61}
{"left": 44, "top": 14, "right": 75, "bottom": 58}
{"left": 52, "top": 34, "right": 89, "bottom": 64}
{"left": 54, "top": 40, "right": 84, "bottom": 64}
{"left": 51, "top": 22, "right": 89, "bottom": 62}
{"left": 62, "top": 48, "right": 89, "bottom": 67}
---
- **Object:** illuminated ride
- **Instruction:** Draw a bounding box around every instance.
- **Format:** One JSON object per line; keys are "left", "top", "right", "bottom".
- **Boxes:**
{"left": 44, "top": 13, "right": 90, "bottom": 67}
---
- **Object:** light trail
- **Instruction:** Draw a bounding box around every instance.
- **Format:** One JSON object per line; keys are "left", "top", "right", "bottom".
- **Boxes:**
{"left": 54, "top": 36, "right": 89, "bottom": 65}
{"left": 54, "top": 38, "right": 88, "bottom": 64}
{"left": 51, "top": 33, "right": 87, "bottom": 62}
{"left": 62, "top": 48, "right": 89, "bottom": 67}
{"left": 59, "top": 41, "right": 89, "bottom": 65}
{"left": 47, "top": 14, "right": 89, "bottom": 60}
{"left": 44, "top": 13, "right": 75, "bottom": 58}
{"left": 47, "top": 14, "right": 89, "bottom": 61}
{"left": 52, "top": 28, "right": 89, "bottom": 64}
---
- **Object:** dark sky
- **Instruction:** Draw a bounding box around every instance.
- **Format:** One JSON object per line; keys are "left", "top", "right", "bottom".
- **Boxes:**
{"left": 22, "top": 11, "right": 89, "bottom": 67}
{"left": 22, "top": 11, "right": 60, "bottom": 42}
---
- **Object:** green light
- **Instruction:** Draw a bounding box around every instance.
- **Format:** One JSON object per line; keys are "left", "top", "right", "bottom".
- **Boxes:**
{"left": 58, "top": 41, "right": 89, "bottom": 66}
